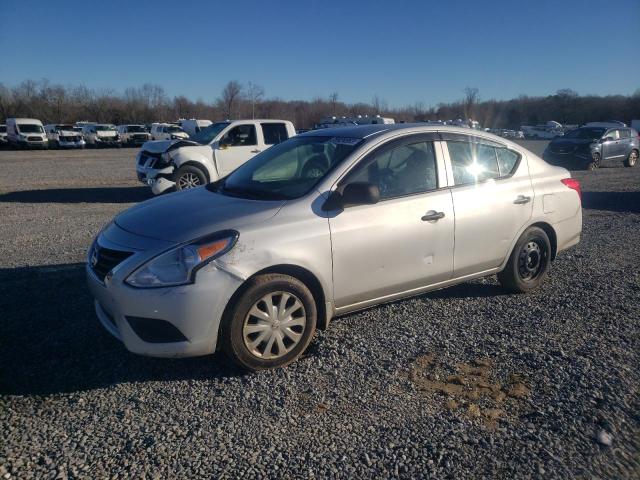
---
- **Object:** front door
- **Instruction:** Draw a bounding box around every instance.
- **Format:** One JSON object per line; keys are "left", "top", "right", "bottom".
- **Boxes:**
{"left": 329, "top": 135, "right": 454, "bottom": 308}
{"left": 443, "top": 135, "right": 534, "bottom": 277}
{"left": 601, "top": 129, "right": 621, "bottom": 162}
{"left": 215, "top": 124, "right": 261, "bottom": 176}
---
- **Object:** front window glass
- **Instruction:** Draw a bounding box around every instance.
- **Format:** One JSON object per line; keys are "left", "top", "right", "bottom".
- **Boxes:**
{"left": 213, "top": 136, "right": 361, "bottom": 200}
{"left": 605, "top": 130, "right": 620, "bottom": 140}
{"left": 564, "top": 128, "right": 605, "bottom": 139}
{"left": 448, "top": 141, "right": 500, "bottom": 185}
{"left": 190, "top": 122, "right": 230, "bottom": 144}
{"left": 347, "top": 141, "right": 438, "bottom": 199}
{"left": 18, "top": 124, "right": 44, "bottom": 133}
{"left": 221, "top": 125, "right": 257, "bottom": 146}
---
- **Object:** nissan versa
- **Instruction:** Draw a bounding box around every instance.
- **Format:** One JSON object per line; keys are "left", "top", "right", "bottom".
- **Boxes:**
{"left": 87, "top": 124, "right": 582, "bottom": 370}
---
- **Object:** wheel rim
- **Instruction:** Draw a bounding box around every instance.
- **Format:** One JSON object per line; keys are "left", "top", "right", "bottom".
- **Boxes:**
{"left": 243, "top": 291, "right": 306, "bottom": 359}
{"left": 630, "top": 151, "right": 638, "bottom": 166}
{"left": 517, "top": 240, "right": 546, "bottom": 282}
{"left": 305, "top": 167, "right": 324, "bottom": 179}
{"left": 177, "top": 172, "right": 202, "bottom": 189}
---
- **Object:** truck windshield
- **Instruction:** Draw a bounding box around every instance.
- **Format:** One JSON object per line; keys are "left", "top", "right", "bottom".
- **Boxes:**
{"left": 190, "top": 122, "right": 230, "bottom": 144}
{"left": 127, "top": 125, "right": 146, "bottom": 132}
{"left": 564, "top": 128, "right": 605, "bottom": 139}
{"left": 95, "top": 125, "right": 115, "bottom": 131}
{"left": 211, "top": 135, "right": 362, "bottom": 200}
{"left": 18, "top": 124, "right": 44, "bottom": 133}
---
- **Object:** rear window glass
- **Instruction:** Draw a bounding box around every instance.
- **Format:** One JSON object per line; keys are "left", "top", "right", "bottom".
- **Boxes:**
{"left": 496, "top": 148, "right": 520, "bottom": 176}
{"left": 448, "top": 141, "right": 500, "bottom": 185}
{"left": 262, "top": 123, "right": 289, "bottom": 145}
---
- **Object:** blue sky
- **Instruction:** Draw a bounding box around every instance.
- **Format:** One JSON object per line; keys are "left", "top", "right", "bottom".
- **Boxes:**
{"left": 1, "top": 0, "right": 638, "bottom": 107}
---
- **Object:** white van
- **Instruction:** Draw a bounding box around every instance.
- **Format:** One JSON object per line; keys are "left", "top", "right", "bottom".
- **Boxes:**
{"left": 177, "top": 119, "right": 212, "bottom": 136}
{"left": 81, "top": 124, "right": 121, "bottom": 147}
{"left": 45, "top": 124, "right": 86, "bottom": 149}
{"left": 0, "top": 125, "right": 7, "bottom": 146}
{"left": 150, "top": 123, "right": 189, "bottom": 141}
{"left": 6, "top": 118, "right": 48, "bottom": 148}
{"left": 136, "top": 119, "right": 295, "bottom": 194}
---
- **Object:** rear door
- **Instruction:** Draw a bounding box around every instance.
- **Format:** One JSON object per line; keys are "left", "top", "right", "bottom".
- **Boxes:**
{"left": 329, "top": 134, "right": 454, "bottom": 308}
{"left": 441, "top": 133, "right": 533, "bottom": 277}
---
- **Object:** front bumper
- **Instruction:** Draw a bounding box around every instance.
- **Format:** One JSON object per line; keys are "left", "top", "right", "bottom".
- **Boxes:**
{"left": 136, "top": 154, "right": 176, "bottom": 195}
{"left": 58, "top": 140, "right": 86, "bottom": 148}
{"left": 86, "top": 233, "right": 244, "bottom": 358}
{"left": 543, "top": 150, "right": 593, "bottom": 168}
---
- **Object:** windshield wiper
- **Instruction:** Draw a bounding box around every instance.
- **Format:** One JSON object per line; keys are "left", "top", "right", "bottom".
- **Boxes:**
{"left": 219, "top": 183, "right": 289, "bottom": 201}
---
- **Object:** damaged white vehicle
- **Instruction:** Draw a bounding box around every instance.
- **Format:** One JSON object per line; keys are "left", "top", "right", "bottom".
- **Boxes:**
{"left": 136, "top": 120, "right": 295, "bottom": 195}
{"left": 45, "top": 124, "right": 86, "bottom": 149}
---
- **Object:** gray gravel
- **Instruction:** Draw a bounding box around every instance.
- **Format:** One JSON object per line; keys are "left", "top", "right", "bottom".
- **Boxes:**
{"left": 1, "top": 144, "right": 639, "bottom": 479}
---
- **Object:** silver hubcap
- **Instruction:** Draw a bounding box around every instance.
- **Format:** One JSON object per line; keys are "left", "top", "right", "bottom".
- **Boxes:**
{"left": 306, "top": 167, "right": 324, "bottom": 179}
{"left": 243, "top": 292, "right": 306, "bottom": 359}
{"left": 630, "top": 152, "right": 637, "bottom": 165}
{"left": 177, "top": 172, "right": 202, "bottom": 189}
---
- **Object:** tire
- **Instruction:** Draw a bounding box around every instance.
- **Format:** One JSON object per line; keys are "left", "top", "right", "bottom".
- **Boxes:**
{"left": 174, "top": 165, "right": 207, "bottom": 191}
{"left": 301, "top": 160, "right": 327, "bottom": 179}
{"left": 587, "top": 152, "right": 600, "bottom": 171}
{"left": 220, "top": 274, "right": 317, "bottom": 371}
{"left": 498, "top": 226, "right": 552, "bottom": 293}
{"left": 625, "top": 149, "right": 638, "bottom": 167}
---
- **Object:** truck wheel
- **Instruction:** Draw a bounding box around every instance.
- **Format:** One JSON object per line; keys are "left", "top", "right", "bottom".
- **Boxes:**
{"left": 220, "top": 274, "right": 317, "bottom": 371}
{"left": 302, "top": 160, "right": 327, "bottom": 179}
{"left": 498, "top": 226, "right": 551, "bottom": 293}
{"left": 174, "top": 165, "right": 207, "bottom": 191}
{"left": 625, "top": 149, "right": 638, "bottom": 167}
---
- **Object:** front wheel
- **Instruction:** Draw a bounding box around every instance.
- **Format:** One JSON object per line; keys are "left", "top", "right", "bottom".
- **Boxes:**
{"left": 174, "top": 165, "right": 207, "bottom": 191}
{"left": 498, "top": 226, "right": 551, "bottom": 293}
{"left": 220, "top": 274, "right": 317, "bottom": 371}
{"left": 587, "top": 153, "right": 600, "bottom": 171}
{"left": 625, "top": 149, "right": 638, "bottom": 167}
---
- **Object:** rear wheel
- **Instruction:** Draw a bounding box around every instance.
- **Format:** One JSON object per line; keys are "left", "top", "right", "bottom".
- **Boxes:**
{"left": 498, "top": 226, "right": 551, "bottom": 293}
{"left": 174, "top": 165, "right": 207, "bottom": 191}
{"left": 220, "top": 274, "right": 317, "bottom": 371}
{"left": 625, "top": 149, "right": 638, "bottom": 167}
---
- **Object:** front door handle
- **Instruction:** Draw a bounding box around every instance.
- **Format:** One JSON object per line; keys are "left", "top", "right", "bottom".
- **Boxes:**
{"left": 251, "top": 149, "right": 262, "bottom": 153}
{"left": 514, "top": 195, "right": 531, "bottom": 204}
{"left": 421, "top": 210, "right": 445, "bottom": 222}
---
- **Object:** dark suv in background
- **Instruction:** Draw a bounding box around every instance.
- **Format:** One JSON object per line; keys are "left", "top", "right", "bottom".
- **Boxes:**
{"left": 544, "top": 125, "right": 639, "bottom": 170}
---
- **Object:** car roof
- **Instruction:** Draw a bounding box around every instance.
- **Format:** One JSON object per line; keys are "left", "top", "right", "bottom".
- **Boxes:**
{"left": 299, "top": 123, "right": 483, "bottom": 140}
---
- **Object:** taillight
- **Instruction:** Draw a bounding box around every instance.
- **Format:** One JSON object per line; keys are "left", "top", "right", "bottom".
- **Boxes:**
{"left": 561, "top": 178, "right": 581, "bottom": 202}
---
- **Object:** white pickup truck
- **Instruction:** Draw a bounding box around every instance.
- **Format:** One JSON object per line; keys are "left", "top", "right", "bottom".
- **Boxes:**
{"left": 136, "top": 119, "right": 295, "bottom": 194}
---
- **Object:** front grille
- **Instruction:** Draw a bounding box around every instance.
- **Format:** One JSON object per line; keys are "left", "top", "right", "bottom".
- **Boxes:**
{"left": 138, "top": 151, "right": 161, "bottom": 168}
{"left": 27, "top": 136, "right": 43, "bottom": 141}
{"left": 132, "top": 134, "right": 149, "bottom": 141}
{"left": 60, "top": 136, "right": 81, "bottom": 142}
{"left": 90, "top": 245, "right": 133, "bottom": 281}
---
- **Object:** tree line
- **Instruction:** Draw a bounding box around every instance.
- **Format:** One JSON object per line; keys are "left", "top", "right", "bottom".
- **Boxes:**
{"left": 1, "top": 79, "right": 638, "bottom": 129}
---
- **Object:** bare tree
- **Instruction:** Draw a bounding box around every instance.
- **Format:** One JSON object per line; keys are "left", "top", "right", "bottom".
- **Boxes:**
{"left": 221, "top": 81, "right": 243, "bottom": 119}
{"left": 329, "top": 92, "right": 339, "bottom": 115}
{"left": 246, "top": 82, "right": 265, "bottom": 119}
{"left": 463, "top": 87, "right": 480, "bottom": 119}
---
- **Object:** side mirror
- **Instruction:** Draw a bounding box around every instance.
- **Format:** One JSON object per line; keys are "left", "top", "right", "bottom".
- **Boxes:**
{"left": 219, "top": 142, "right": 229, "bottom": 150}
{"left": 323, "top": 182, "right": 380, "bottom": 210}
{"left": 601, "top": 136, "right": 613, "bottom": 143}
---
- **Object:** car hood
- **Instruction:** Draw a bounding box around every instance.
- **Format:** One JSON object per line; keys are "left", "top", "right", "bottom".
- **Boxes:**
{"left": 59, "top": 130, "right": 80, "bottom": 136}
{"left": 96, "top": 131, "right": 117, "bottom": 137}
{"left": 114, "top": 186, "right": 285, "bottom": 243}
{"left": 140, "top": 138, "right": 200, "bottom": 153}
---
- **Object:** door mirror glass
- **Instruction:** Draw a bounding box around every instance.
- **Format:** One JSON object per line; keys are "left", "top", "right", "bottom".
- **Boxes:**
{"left": 340, "top": 182, "right": 380, "bottom": 208}
{"left": 601, "top": 136, "right": 614, "bottom": 143}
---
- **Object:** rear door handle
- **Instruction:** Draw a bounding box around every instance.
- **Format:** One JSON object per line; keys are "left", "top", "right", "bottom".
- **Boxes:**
{"left": 251, "top": 149, "right": 262, "bottom": 153}
{"left": 514, "top": 195, "right": 531, "bottom": 204}
{"left": 421, "top": 210, "right": 445, "bottom": 221}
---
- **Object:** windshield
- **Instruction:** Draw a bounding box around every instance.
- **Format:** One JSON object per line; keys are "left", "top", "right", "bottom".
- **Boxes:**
{"left": 127, "top": 125, "right": 146, "bottom": 132}
{"left": 563, "top": 127, "right": 605, "bottom": 139}
{"left": 212, "top": 135, "right": 362, "bottom": 200}
{"left": 18, "top": 124, "right": 44, "bottom": 133}
{"left": 190, "top": 122, "right": 230, "bottom": 144}
{"left": 56, "top": 125, "right": 74, "bottom": 130}
{"left": 95, "top": 125, "right": 115, "bottom": 131}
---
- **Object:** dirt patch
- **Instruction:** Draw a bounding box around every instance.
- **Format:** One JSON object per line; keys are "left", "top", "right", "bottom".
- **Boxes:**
{"left": 409, "top": 353, "right": 531, "bottom": 429}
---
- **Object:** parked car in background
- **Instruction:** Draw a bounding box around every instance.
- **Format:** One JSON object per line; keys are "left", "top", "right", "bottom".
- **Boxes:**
{"left": 544, "top": 126, "right": 639, "bottom": 170}
{"left": 81, "top": 124, "right": 121, "bottom": 148}
{"left": 0, "top": 125, "right": 7, "bottom": 146}
{"left": 150, "top": 123, "right": 189, "bottom": 141}
{"left": 521, "top": 122, "right": 564, "bottom": 139}
{"left": 177, "top": 119, "right": 212, "bottom": 136}
{"left": 88, "top": 124, "right": 582, "bottom": 370}
{"left": 117, "top": 125, "right": 151, "bottom": 147}
{"left": 44, "top": 124, "right": 85, "bottom": 149}
{"left": 136, "top": 119, "right": 295, "bottom": 195}
{"left": 6, "top": 118, "right": 48, "bottom": 149}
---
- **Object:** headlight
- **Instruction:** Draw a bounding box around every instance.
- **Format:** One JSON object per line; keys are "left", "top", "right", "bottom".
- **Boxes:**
{"left": 160, "top": 151, "right": 172, "bottom": 165}
{"left": 125, "top": 231, "right": 238, "bottom": 288}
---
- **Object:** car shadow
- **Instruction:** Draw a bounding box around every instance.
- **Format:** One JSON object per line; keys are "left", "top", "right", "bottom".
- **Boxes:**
{"left": 0, "top": 263, "right": 244, "bottom": 396}
{"left": 581, "top": 191, "right": 640, "bottom": 213}
{"left": 422, "top": 281, "right": 508, "bottom": 299}
{"left": 0, "top": 186, "right": 153, "bottom": 204}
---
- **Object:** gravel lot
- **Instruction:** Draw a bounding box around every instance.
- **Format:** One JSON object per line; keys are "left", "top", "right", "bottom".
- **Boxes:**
{"left": 1, "top": 142, "right": 639, "bottom": 479}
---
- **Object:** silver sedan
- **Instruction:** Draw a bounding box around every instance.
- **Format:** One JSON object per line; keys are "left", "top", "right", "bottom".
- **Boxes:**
{"left": 87, "top": 124, "right": 582, "bottom": 370}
